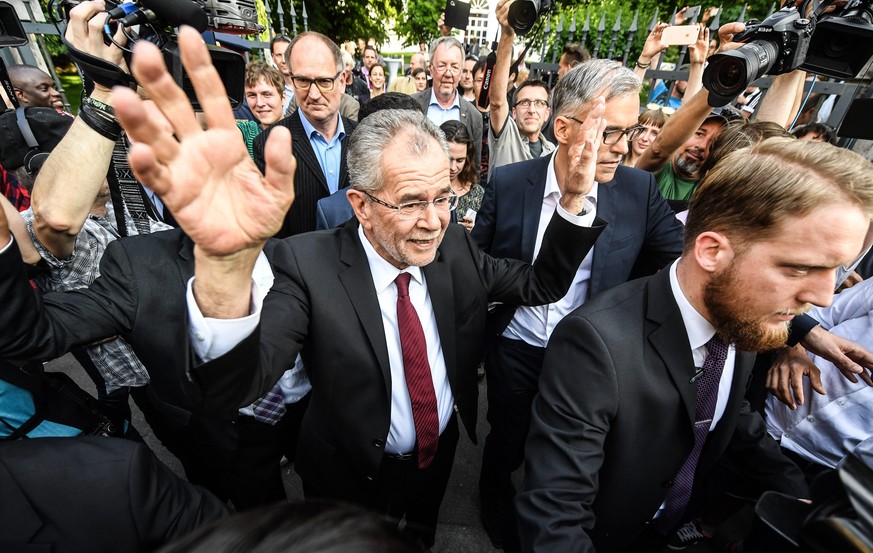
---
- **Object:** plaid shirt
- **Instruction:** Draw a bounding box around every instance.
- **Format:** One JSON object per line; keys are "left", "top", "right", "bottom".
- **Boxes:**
{"left": 22, "top": 202, "right": 171, "bottom": 392}
{"left": 1, "top": 166, "right": 30, "bottom": 211}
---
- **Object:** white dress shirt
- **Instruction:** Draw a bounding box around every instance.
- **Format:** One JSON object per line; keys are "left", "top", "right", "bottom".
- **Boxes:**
{"left": 503, "top": 152, "right": 599, "bottom": 347}
{"left": 357, "top": 226, "right": 454, "bottom": 454}
{"left": 766, "top": 279, "right": 873, "bottom": 469}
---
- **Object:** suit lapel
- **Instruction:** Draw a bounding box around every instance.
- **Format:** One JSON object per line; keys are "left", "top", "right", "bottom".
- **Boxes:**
{"left": 337, "top": 222, "right": 393, "bottom": 395}
{"left": 290, "top": 112, "right": 330, "bottom": 193}
{"left": 338, "top": 117, "right": 352, "bottom": 189}
{"left": 589, "top": 176, "right": 618, "bottom": 298}
{"left": 646, "top": 270, "right": 697, "bottom": 425}
{"left": 520, "top": 156, "right": 550, "bottom": 262}
{"left": 422, "top": 254, "right": 456, "bottom": 392}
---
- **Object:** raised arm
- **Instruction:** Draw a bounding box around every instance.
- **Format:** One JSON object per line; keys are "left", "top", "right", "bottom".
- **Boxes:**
{"left": 113, "top": 27, "right": 296, "bottom": 319}
{"left": 489, "top": 0, "right": 515, "bottom": 137}
{"left": 633, "top": 22, "right": 669, "bottom": 81}
{"left": 754, "top": 69, "right": 806, "bottom": 128}
{"left": 636, "top": 22, "right": 745, "bottom": 174}
{"left": 30, "top": 1, "right": 124, "bottom": 259}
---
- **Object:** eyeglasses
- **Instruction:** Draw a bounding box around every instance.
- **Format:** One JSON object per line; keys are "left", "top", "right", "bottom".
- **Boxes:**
{"left": 515, "top": 99, "right": 549, "bottom": 109}
{"left": 290, "top": 70, "right": 343, "bottom": 92}
{"left": 432, "top": 64, "right": 461, "bottom": 75}
{"left": 645, "top": 103, "right": 676, "bottom": 115}
{"left": 568, "top": 117, "right": 646, "bottom": 145}
{"left": 364, "top": 191, "right": 459, "bottom": 220}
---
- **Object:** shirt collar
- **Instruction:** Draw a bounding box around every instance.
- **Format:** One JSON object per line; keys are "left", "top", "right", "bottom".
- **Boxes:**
{"left": 669, "top": 260, "right": 717, "bottom": 351}
{"left": 357, "top": 225, "right": 424, "bottom": 294}
{"left": 545, "top": 152, "right": 600, "bottom": 202}
{"left": 428, "top": 88, "right": 459, "bottom": 110}
{"left": 298, "top": 109, "right": 345, "bottom": 144}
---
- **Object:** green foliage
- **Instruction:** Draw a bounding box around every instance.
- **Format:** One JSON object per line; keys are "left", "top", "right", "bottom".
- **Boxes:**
{"left": 393, "top": 0, "right": 443, "bottom": 48}
{"left": 269, "top": 0, "right": 403, "bottom": 44}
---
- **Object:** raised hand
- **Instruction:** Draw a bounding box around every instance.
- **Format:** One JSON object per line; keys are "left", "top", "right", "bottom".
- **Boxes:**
{"left": 559, "top": 97, "right": 605, "bottom": 214}
{"left": 113, "top": 26, "right": 296, "bottom": 258}
{"left": 688, "top": 24, "right": 710, "bottom": 65}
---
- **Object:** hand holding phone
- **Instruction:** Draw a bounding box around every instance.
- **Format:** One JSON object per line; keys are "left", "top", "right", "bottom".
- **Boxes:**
{"left": 661, "top": 25, "right": 700, "bottom": 46}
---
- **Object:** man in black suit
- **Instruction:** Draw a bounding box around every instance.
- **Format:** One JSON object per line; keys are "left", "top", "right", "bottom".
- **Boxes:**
{"left": 0, "top": 30, "right": 605, "bottom": 548}
{"left": 472, "top": 56, "right": 684, "bottom": 548}
{"left": 253, "top": 32, "right": 356, "bottom": 238}
{"left": 516, "top": 138, "right": 873, "bottom": 552}
{"left": 411, "top": 36, "right": 483, "bottom": 169}
{"left": 0, "top": 437, "right": 229, "bottom": 553}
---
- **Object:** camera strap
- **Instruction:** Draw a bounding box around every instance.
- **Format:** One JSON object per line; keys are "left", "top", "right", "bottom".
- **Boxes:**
{"left": 61, "top": 32, "right": 137, "bottom": 91}
{"left": 107, "top": 137, "right": 153, "bottom": 237}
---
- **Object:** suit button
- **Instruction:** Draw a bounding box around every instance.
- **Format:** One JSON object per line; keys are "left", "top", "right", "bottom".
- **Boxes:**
{"left": 373, "top": 438, "right": 385, "bottom": 448}
{"left": 661, "top": 479, "right": 674, "bottom": 488}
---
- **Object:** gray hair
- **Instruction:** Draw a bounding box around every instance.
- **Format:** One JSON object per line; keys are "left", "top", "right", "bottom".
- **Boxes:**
{"left": 551, "top": 58, "right": 641, "bottom": 118}
{"left": 340, "top": 50, "right": 355, "bottom": 69}
{"left": 348, "top": 109, "right": 449, "bottom": 193}
{"left": 285, "top": 32, "right": 344, "bottom": 74}
{"left": 429, "top": 36, "right": 464, "bottom": 62}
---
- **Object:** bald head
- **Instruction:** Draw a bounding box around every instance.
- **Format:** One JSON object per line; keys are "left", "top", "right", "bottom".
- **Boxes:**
{"left": 9, "top": 65, "right": 63, "bottom": 110}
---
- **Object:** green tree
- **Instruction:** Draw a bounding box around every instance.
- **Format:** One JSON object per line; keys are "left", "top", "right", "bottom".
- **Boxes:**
{"left": 269, "top": 0, "right": 402, "bottom": 45}
{"left": 393, "top": 0, "right": 443, "bottom": 48}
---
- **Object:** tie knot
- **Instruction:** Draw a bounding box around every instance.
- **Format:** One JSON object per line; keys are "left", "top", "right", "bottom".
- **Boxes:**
{"left": 705, "top": 335, "right": 728, "bottom": 363}
{"left": 395, "top": 272, "right": 412, "bottom": 298}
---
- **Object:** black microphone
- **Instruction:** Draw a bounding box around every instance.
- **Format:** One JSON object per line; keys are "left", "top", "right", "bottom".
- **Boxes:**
{"left": 477, "top": 41, "right": 497, "bottom": 110}
{"left": 138, "top": 0, "right": 208, "bottom": 31}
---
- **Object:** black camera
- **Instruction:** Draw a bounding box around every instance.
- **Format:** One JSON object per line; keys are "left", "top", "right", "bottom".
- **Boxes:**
{"left": 703, "top": 0, "right": 873, "bottom": 107}
{"left": 508, "top": 0, "right": 551, "bottom": 36}
{"left": 53, "top": 0, "right": 256, "bottom": 109}
{"left": 703, "top": 7, "right": 813, "bottom": 107}
{"left": 802, "top": 0, "right": 873, "bottom": 80}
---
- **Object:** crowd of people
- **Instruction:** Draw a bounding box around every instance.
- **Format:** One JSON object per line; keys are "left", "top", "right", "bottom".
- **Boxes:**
{"left": 0, "top": 0, "right": 872, "bottom": 552}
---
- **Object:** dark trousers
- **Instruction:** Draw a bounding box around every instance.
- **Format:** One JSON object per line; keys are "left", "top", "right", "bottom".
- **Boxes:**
{"left": 132, "top": 387, "right": 309, "bottom": 510}
{"left": 303, "top": 415, "right": 460, "bottom": 548}
{"left": 480, "top": 336, "right": 546, "bottom": 497}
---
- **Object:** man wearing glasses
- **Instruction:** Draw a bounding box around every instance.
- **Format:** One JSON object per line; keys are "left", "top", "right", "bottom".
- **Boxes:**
{"left": 412, "top": 36, "right": 483, "bottom": 169}
{"left": 486, "top": 0, "right": 556, "bottom": 182}
{"left": 472, "top": 55, "right": 685, "bottom": 550}
{"left": 253, "top": 32, "right": 356, "bottom": 238}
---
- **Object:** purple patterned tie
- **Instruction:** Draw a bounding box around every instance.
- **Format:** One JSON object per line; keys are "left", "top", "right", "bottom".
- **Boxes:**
{"left": 251, "top": 383, "right": 286, "bottom": 425}
{"left": 395, "top": 272, "right": 440, "bottom": 469}
{"left": 655, "top": 335, "right": 729, "bottom": 533}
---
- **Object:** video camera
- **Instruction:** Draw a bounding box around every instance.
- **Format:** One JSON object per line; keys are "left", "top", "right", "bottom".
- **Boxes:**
{"left": 52, "top": 0, "right": 264, "bottom": 109}
{"left": 703, "top": 0, "right": 873, "bottom": 107}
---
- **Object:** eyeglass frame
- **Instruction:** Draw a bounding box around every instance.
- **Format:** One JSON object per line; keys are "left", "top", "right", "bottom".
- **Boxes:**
{"left": 567, "top": 117, "right": 647, "bottom": 145}
{"left": 514, "top": 98, "right": 550, "bottom": 109}
{"left": 289, "top": 70, "right": 344, "bottom": 93}
{"left": 363, "top": 191, "right": 459, "bottom": 219}
{"left": 431, "top": 63, "right": 462, "bottom": 76}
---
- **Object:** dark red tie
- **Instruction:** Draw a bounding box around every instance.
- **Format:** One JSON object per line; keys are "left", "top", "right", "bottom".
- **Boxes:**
{"left": 395, "top": 272, "right": 440, "bottom": 469}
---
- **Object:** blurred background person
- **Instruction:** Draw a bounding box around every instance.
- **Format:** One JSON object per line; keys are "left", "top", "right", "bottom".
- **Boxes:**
{"left": 412, "top": 67, "right": 428, "bottom": 92}
{"left": 237, "top": 61, "right": 286, "bottom": 158}
{"left": 441, "top": 120, "right": 482, "bottom": 232}
{"left": 624, "top": 105, "right": 671, "bottom": 167}
{"left": 358, "top": 63, "right": 386, "bottom": 106}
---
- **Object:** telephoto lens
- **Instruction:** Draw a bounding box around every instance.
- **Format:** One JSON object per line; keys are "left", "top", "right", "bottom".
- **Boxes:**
{"left": 508, "top": 0, "right": 543, "bottom": 35}
{"left": 703, "top": 41, "right": 778, "bottom": 106}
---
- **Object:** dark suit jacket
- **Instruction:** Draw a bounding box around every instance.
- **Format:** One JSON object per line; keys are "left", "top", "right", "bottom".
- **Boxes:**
{"left": 197, "top": 214, "right": 604, "bottom": 498}
{"left": 412, "top": 88, "right": 483, "bottom": 169}
{"left": 472, "top": 155, "right": 685, "bottom": 335}
{"left": 315, "top": 188, "right": 355, "bottom": 230}
{"left": 253, "top": 111, "right": 357, "bottom": 238}
{"left": 0, "top": 230, "right": 274, "bottom": 423}
{"left": 0, "top": 437, "right": 228, "bottom": 553}
{"left": 515, "top": 269, "right": 809, "bottom": 553}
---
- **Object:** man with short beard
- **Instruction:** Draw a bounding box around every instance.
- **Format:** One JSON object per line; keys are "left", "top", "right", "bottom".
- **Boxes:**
{"left": 517, "top": 138, "right": 873, "bottom": 553}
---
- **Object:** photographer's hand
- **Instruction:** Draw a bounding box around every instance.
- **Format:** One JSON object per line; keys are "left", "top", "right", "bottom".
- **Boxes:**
{"left": 65, "top": 0, "right": 130, "bottom": 93}
{"left": 716, "top": 22, "right": 746, "bottom": 53}
{"left": 634, "top": 22, "right": 668, "bottom": 79}
{"left": 114, "top": 27, "right": 295, "bottom": 318}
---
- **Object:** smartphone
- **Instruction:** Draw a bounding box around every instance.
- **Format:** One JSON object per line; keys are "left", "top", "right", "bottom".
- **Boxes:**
{"left": 465, "top": 209, "right": 477, "bottom": 223}
{"left": 444, "top": 0, "right": 471, "bottom": 30}
{"left": 683, "top": 5, "right": 701, "bottom": 21}
{"left": 661, "top": 25, "right": 700, "bottom": 46}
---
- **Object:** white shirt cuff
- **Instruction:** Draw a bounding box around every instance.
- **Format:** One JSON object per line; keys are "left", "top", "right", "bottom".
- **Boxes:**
{"left": 187, "top": 276, "right": 264, "bottom": 362}
{"left": 0, "top": 235, "right": 14, "bottom": 253}
{"left": 556, "top": 196, "right": 597, "bottom": 227}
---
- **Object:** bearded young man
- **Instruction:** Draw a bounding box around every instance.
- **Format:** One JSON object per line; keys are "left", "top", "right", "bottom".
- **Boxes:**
{"left": 516, "top": 138, "right": 873, "bottom": 553}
